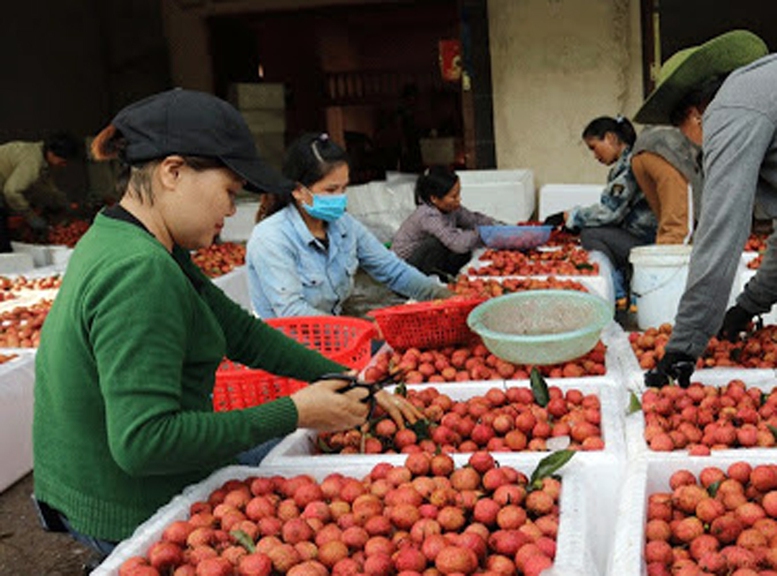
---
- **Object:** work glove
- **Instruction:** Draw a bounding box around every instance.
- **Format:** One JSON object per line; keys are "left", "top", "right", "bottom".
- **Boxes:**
{"left": 717, "top": 304, "right": 757, "bottom": 342}
{"left": 543, "top": 212, "right": 566, "bottom": 228}
{"left": 644, "top": 351, "right": 696, "bottom": 388}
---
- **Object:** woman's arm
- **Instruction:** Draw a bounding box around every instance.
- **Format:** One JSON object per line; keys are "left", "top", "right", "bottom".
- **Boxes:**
{"left": 351, "top": 216, "right": 449, "bottom": 300}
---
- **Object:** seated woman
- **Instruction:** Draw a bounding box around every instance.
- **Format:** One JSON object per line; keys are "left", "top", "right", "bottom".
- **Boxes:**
{"left": 391, "top": 165, "right": 502, "bottom": 281}
{"left": 246, "top": 132, "right": 449, "bottom": 318}
{"left": 544, "top": 116, "right": 657, "bottom": 310}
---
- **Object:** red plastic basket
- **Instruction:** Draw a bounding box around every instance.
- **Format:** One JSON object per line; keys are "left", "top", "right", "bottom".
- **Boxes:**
{"left": 212, "top": 361, "right": 308, "bottom": 412}
{"left": 264, "top": 316, "right": 376, "bottom": 370}
{"left": 213, "top": 315, "right": 376, "bottom": 411}
{"left": 369, "top": 297, "right": 486, "bottom": 351}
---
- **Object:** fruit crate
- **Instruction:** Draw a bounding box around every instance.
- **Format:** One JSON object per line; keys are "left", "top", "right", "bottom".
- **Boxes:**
{"left": 608, "top": 452, "right": 777, "bottom": 576}
{"left": 92, "top": 454, "right": 606, "bottom": 576}
{"left": 262, "top": 377, "right": 627, "bottom": 467}
{"left": 625, "top": 370, "right": 777, "bottom": 459}
{"left": 368, "top": 297, "right": 486, "bottom": 351}
{"left": 212, "top": 316, "right": 375, "bottom": 412}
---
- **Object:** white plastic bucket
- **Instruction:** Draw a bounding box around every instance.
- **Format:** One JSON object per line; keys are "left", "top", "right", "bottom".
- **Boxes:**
{"left": 629, "top": 244, "right": 692, "bottom": 330}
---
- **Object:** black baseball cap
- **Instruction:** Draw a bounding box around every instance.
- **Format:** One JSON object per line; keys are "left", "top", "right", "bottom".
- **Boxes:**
{"left": 112, "top": 88, "right": 294, "bottom": 195}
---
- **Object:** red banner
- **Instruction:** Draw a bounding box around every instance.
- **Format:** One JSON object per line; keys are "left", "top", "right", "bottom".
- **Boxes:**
{"left": 439, "top": 39, "right": 462, "bottom": 82}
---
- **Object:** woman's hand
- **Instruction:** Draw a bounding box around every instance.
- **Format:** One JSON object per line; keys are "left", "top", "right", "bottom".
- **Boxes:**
{"left": 374, "top": 390, "right": 424, "bottom": 428}
{"left": 291, "top": 376, "right": 369, "bottom": 432}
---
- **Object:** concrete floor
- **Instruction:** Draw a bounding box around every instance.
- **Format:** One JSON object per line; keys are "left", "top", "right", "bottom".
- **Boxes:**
{"left": 0, "top": 473, "right": 99, "bottom": 576}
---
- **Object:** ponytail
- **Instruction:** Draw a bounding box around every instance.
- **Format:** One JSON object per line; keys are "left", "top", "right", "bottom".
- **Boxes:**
{"left": 582, "top": 115, "right": 636, "bottom": 147}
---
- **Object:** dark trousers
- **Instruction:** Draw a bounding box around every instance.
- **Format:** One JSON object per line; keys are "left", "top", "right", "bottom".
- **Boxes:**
{"left": 405, "top": 236, "right": 471, "bottom": 281}
{"left": 580, "top": 226, "right": 648, "bottom": 297}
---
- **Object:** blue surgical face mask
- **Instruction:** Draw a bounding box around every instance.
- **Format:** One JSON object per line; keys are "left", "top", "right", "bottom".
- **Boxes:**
{"left": 302, "top": 193, "right": 347, "bottom": 222}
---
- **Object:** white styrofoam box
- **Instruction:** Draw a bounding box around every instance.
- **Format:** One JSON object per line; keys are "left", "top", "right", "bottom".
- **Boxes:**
{"left": 457, "top": 169, "right": 535, "bottom": 224}
{"left": 228, "top": 82, "right": 285, "bottom": 110}
{"left": 212, "top": 265, "right": 251, "bottom": 312}
{"left": 0, "top": 252, "right": 34, "bottom": 274}
{"left": 364, "top": 320, "right": 627, "bottom": 387}
{"left": 263, "top": 376, "right": 627, "bottom": 469}
{"left": 220, "top": 200, "right": 259, "bottom": 243}
{"left": 538, "top": 183, "right": 603, "bottom": 221}
{"left": 48, "top": 246, "right": 73, "bottom": 269}
{"left": 94, "top": 455, "right": 602, "bottom": 576}
{"left": 733, "top": 267, "right": 777, "bottom": 325}
{"left": 10, "top": 241, "right": 51, "bottom": 267}
{"left": 616, "top": 323, "right": 777, "bottom": 396}
{"left": 608, "top": 451, "right": 777, "bottom": 576}
{"left": 347, "top": 180, "right": 416, "bottom": 245}
{"left": 624, "top": 369, "right": 777, "bottom": 460}
{"left": 0, "top": 352, "right": 36, "bottom": 492}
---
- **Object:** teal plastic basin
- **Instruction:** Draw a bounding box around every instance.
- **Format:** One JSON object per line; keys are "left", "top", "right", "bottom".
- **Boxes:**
{"left": 467, "top": 290, "right": 613, "bottom": 365}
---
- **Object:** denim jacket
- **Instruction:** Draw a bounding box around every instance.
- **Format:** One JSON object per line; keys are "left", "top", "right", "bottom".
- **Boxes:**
{"left": 246, "top": 205, "right": 446, "bottom": 318}
{"left": 568, "top": 148, "right": 657, "bottom": 243}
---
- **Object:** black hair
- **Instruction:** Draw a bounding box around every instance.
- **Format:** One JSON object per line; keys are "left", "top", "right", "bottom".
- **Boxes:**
{"left": 44, "top": 131, "right": 80, "bottom": 160}
{"left": 414, "top": 165, "right": 459, "bottom": 206}
{"left": 581, "top": 116, "right": 637, "bottom": 147}
{"left": 282, "top": 132, "right": 349, "bottom": 188}
{"left": 669, "top": 74, "right": 728, "bottom": 126}
{"left": 256, "top": 132, "right": 350, "bottom": 220}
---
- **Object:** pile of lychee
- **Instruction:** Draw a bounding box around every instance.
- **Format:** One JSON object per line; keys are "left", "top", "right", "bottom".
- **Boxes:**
{"left": 449, "top": 276, "right": 587, "bottom": 300}
{"left": 317, "top": 384, "right": 603, "bottom": 455}
{"left": 631, "top": 324, "right": 777, "bottom": 370}
{"left": 645, "top": 462, "right": 777, "bottom": 575}
{"left": 118, "top": 452, "right": 561, "bottom": 576}
{"left": 642, "top": 380, "right": 777, "bottom": 454}
{"left": 363, "top": 341, "right": 607, "bottom": 385}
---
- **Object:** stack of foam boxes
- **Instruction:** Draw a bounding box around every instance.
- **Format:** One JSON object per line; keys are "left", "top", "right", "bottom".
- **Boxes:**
{"left": 228, "top": 83, "right": 286, "bottom": 173}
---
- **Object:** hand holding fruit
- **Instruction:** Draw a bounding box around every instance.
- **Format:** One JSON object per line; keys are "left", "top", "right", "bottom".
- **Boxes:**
{"left": 373, "top": 389, "right": 424, "bottom": 428}
{"left": 291, "top": 374, "right": 370, "bottom": 431}
{"left": 717, "top": 304, "right": 756, "bottom": 342}
{"left": 644, "top": 350, "right": 696, "bottom": 388}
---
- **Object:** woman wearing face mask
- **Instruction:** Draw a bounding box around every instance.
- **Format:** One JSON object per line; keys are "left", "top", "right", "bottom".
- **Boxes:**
{"left": 246, "top": 132, "right": 450, "bottom": 318}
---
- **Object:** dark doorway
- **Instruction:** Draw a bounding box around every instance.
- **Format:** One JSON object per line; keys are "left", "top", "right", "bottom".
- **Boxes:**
{"left": 209, "top": 1, "right": 494, "bottom": 183}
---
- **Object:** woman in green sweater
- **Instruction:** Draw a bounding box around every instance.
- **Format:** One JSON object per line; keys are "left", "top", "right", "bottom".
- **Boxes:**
{"left": 31, "top": 89, "right": 421, "bottom": 558}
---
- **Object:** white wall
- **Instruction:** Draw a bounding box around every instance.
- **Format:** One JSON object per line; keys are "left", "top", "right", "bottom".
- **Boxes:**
{"left": 488, "top": 0, "right": 643, "bottom": 191}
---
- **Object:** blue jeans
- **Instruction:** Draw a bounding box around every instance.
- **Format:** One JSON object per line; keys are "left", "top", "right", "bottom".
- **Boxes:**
{"left": 236, "top": 437, "right": 283, "bottom": 466}
{"left": 61, "top": 515, "right": 117, "bottom": 559}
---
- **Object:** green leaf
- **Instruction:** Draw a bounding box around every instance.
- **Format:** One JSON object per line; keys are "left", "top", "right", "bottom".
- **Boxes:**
{"left": 768, "top": 424, "right": 777, "bottom": 441}
{"left": 529, "top": 449, "right": 575, "bottom": 490}
{"left": 408, "top": 418, "right": 432, "bottom": 441}
{"left": 575, "top": 262, "right": 594, "bottom": 271}
{"left": 627, "top": 391, "right": 642, "bottom": 415}
{"left": 316, "top": 435, "right": 335, "bottom": 454}
{"left": 394, "top": 382, "right": 408, "bottom": 397}
{"left": 230, "top": 529, "right": 256, "bottom": 553}
{"left": 530, "top": 367, "right": 550, "bottom": 407}
{"left": 707, "top": 480, "right": 721, "bottom": 498}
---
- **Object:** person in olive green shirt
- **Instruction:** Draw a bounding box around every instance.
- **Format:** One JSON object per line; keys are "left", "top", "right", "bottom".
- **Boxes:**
{"left": 0, "top": 132, "right": 79, "bottom": 250}
{"left": 32, "top": 89, "right": 421, "bottom": 559}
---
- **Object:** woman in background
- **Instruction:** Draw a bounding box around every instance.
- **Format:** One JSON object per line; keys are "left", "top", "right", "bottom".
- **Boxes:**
{"left": 544, "top": 116, "right": 657, "bottom": 310}
{"left": 391, "top": 165, "right": 502, "bottom": 281}
{"left": 246, "top": 132, "right": 449, "bottom": 318}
